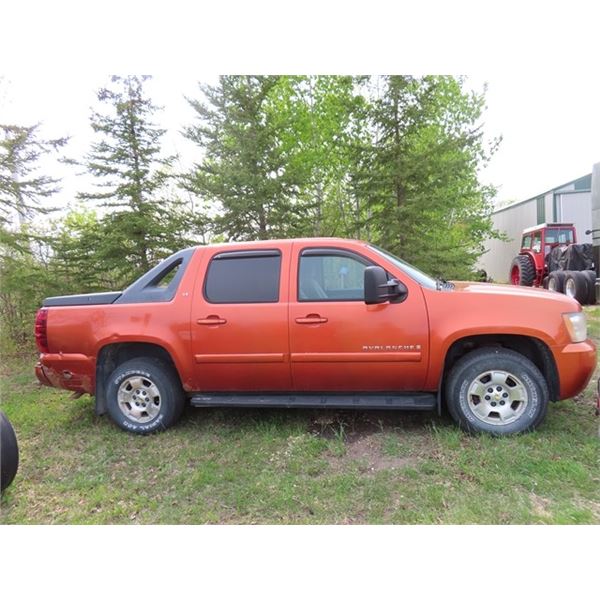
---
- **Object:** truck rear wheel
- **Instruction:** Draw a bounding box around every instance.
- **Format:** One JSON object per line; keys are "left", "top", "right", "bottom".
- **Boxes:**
{"left": 564, "top": 271, "right": 590, "bottom": 305}
{"left": 509, "top": 255, "right": 535, "bottom": 286}
{"left": 105, "top": 358, "right": 185, "bottom": 434}
{"left": 445, "top": 348, "right": 548, "bottom": 435}
{"left": 583, "top": 270, "right": 597, "bottom": 304}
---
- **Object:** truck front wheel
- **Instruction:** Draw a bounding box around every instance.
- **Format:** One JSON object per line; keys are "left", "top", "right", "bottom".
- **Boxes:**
{"left": 445, "top": 348, "right": 548, "bottom": 435}
{"left": 105, "top": 358, "right": 185, "bottom": 434}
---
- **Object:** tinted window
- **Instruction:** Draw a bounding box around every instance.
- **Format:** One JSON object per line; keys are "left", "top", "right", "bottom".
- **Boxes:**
{"left": 299, "top": 253, "right": 368, "bottom": 301}
{"left": 205, "top": 253, "right": 281, "bottom": 303}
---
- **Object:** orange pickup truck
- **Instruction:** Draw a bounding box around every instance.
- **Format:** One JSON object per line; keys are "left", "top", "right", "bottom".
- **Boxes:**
{"left": 34, "top": 238, "right": 596, "bottom": 435}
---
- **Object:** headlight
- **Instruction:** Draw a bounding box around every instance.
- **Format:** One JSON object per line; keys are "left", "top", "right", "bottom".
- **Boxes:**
{"left": 563, "top": 312, "right": 587, "bottom": 343}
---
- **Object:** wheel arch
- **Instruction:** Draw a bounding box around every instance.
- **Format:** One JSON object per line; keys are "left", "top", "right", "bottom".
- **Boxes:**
{"left": 440, "top": 333, "right": 559, "bottom": 406}
{"left": 94, "top": 341, "right": 184, "bottom": 416}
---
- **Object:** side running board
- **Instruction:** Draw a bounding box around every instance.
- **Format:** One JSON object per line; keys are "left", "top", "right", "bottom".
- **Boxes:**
{"left": 190, "top": 393, "right": 436, "bottom": 410}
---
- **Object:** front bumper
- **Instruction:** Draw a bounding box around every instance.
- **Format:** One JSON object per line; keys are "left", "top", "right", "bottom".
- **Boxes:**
{"left": 554, "top": 340, "right": 596, "bottom": 400}
{"left": 35, "top": 353, "right": 95, "bottom": 395}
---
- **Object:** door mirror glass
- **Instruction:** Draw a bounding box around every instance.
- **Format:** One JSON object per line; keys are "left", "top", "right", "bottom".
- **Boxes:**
{"left": 364, "top": 266, "right": 408, "bottom": 305}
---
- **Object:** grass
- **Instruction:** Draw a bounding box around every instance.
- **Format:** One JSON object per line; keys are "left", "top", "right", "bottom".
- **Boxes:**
{"left": 1, "top": 310, "right": 599, "bottom": 524}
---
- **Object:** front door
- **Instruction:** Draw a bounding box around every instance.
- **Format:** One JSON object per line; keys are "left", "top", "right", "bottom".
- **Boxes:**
{"left": 289, "top": 243, "right": 429, "bottom": 392}
{"left": 191, "top": 245, "right": 292, "bottom": 391}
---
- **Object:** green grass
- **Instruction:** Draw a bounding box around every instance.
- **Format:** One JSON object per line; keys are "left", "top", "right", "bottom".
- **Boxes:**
{"left": 1, "top": 310, "right": 599, "bottom": 524}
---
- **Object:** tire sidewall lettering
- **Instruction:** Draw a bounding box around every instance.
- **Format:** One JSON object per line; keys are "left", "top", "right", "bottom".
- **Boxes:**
{"left": 109, "top": 366, "right": 169, "bottom": 433}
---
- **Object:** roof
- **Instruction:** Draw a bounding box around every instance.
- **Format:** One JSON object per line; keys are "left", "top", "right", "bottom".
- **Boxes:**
{"left": 522, "top": 223, "right": 574, "bottom": 234}
{"left": 191, "top": 237, "right": 368, "bottom": 250}
{"left": 493, "top": 173, "right": 592, "bottom": 216}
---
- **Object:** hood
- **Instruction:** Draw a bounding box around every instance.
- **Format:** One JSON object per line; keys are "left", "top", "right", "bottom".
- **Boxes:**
{"left": 449, "top": 281, "right": 581, "bottom": 309}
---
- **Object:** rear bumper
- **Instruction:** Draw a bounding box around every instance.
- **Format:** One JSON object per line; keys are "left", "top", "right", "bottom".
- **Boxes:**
{"left": 35, "top": 353, "right": 95, "bottom": 395}
{"left": 554, "top": 340, "right": 596, "bottom": 400}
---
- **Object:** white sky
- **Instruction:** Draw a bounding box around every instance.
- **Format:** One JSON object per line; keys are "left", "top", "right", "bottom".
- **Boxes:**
{"left": 2, "top": 72, "right": 598, "bottom": 214}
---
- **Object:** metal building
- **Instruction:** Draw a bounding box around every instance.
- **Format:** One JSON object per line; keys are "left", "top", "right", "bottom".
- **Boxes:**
{"left": 480, "top": 171, "right": 594, "bottom": 282}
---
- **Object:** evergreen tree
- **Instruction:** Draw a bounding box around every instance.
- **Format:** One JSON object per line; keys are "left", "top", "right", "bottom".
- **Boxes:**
{"left": 0, "top": 123, "right": 67, "bottom": 247}
{"left": 183, "top": 76, "right": 314, "bottom": 241}
{"left": 351, "top": 76, "right": 500, "bottom": 279}
{"left": 78, "top": 75, "right": 191, "bottom": 281}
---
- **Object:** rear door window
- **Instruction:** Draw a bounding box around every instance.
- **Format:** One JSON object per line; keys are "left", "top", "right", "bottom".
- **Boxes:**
{"left": 204, "top": 251, "right": 281, "bottom": 303}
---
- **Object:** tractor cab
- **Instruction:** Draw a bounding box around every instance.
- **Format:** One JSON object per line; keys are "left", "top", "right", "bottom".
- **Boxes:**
{"left": 520, "top": 223, "right": 576, "bottom": 257}
{"left": 511, "top": 223, "right": 576, "bottom": 287}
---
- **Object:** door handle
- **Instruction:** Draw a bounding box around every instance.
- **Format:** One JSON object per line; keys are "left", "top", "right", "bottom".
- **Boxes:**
{"left": 197, "top": 315, "right": 227, "bottom": 325}
{"left": 295, "top": 314, "right": 328, "bottom": 325}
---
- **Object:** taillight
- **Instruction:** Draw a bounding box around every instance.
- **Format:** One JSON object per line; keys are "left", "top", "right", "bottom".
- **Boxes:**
{"left": 35, "top": 308, "right": 49, "bottom": 353}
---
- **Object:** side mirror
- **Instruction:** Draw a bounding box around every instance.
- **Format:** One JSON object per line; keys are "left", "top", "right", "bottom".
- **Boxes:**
{"left": 364, "top": 266, "right": 408, "bottom": 305}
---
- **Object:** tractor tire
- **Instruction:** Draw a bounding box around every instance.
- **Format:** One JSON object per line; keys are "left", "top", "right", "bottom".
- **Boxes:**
{"left": 547, "top": 270, "right": 567, "bottom": 293}
{"left": 583, "top": 270, "right": 597, "bottom": 305}
{"left": 1, "top": 411, "right": 19, "bottom": 492}
{"left": 509, "top": 255, "right": 536, "bottom": 286}
{"left": 564, "top": 271, "right": 590, "bottom": 305}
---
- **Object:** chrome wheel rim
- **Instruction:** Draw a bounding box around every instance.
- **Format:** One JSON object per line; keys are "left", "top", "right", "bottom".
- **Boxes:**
{"left": 547, "top": 278, "right": 557, "bottom": 291}
{"left": 117, "top": 376, "right": 161, "bottom": 423}
{"left": 564, "top": 278, "right": 576, "bottom": 298}
{"left": 467, "top": 370, "right": 528, "bottom": 425}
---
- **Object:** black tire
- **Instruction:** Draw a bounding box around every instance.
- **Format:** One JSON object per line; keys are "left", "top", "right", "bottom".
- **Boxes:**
{"left": 510, "top": 255, "right": 535, "bottom": 286}
{"left": 1, "top": 411, "right": 19, "bottom": 492}
{"left": 583, "top": 270, "right": 597, "bottom": 305}
{"left": 564, "top": 271, "right": 590, "bottom": 305}
{"left": 445, "top": 348, "right": 549, "bottom": 435}
{"left": 105, "top": 358, "right": 185, "bottom": 434}
{"left": 547, "top": 270, "right": 567, "bottom": 293}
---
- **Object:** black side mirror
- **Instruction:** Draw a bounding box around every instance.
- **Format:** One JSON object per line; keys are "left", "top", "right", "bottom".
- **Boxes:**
{"left": 364, "top": 266, "right": 408, "bottom": 305}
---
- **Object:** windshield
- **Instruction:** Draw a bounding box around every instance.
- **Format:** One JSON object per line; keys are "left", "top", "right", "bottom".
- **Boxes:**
{"left": 544, "top": 228, "right": 574, "bottom": 244}
{"left": 368, "top": 244, "right": 438, "bottom": 290}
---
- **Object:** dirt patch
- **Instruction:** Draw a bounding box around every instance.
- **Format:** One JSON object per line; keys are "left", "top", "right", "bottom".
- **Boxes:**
{"left": 308, "top": 409, "right": 436, "bottom": 439}
{"left": 529, "top": 493, "right": 552, "bottom": 519}
{"left": 327, "top": 432, "right": 421, "bottom": 474}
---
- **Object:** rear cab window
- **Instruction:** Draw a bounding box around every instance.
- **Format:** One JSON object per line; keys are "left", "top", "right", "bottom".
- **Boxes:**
{"left": 204, "top": 250, "right": 282, "bottom": 303}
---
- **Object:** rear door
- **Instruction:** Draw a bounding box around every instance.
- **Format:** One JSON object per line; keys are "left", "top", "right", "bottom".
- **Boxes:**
{"left": 191, "top": 245, "right": 292, "bottom": 391}
{"left": 289, "top": 243, "right": 429, "bottom": 392}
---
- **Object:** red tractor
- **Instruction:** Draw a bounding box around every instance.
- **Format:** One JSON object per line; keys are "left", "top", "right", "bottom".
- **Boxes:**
{"left": 510, "top": 223, "right": 576, "bottom": 287}
{"left": 509, "top": 222, "right": 596, "bottom": 304}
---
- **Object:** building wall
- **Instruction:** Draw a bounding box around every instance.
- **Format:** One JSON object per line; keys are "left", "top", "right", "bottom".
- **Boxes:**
{"left": 479, "top": 174, "right": 593, "bottom": 282}
{"left": 556, "top": 191, "right": 592, "bottom": 243}
{"left": 481, "top": 199, "right": 537, "bottom": 282}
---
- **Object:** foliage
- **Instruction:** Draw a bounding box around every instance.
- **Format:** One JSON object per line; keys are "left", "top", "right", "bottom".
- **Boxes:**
{"left": 0, "top": 123, "right": 67, "bottom": 249}
{"left": 0, "top": 233, "right": 60, "bottom": 350}
{"left": 76, "top": 75, "right": 197, "bottom": 276}
{"left": 0, "top": 123, "right": 67, "bottom": 225}
{"left": 351, "top": 76, "right": 501, "bottom": 279}
{"left": 183, "top": 76, "right": 309, "bottom": 240}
